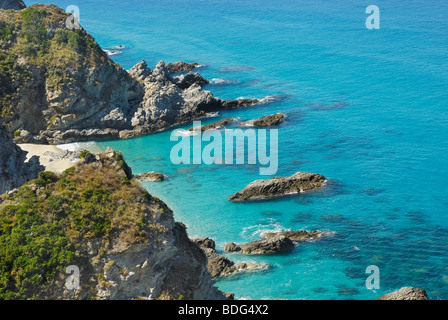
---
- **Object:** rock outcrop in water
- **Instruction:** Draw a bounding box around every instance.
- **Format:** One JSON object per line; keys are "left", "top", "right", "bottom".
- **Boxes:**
{"left": 188, "top": 117, "right": 236, "bottom": 132}
{"left": 228, "top": 172, "right": 327, "bottom": 201}
{"left": 192, "top": 237, "right": 269, "bottom": 277}
{"left": 225, "top": 235, "right": 295, "bottom": 255}
{"left": 376, "top": 287, "right": 428, "bottom": 300}
{"left": 262, "top": 230, "right": 322, "bottom": 242}
{"left": 241, "top": 113, "right": 285, "bottom": 127}
{"left": 0, "top": 125, "right": 44, "bottom": 194}
{"left": 165, "top": 61, "right": 199, "bottom": 74}
{"left": 0, "top": 148, "right": 226, "bottom": 300}
{"left": 133, "top": 171, "right": 165, "bottom": 182}
{"left": 0, "top": 5, "right": 260, "bottom": 144}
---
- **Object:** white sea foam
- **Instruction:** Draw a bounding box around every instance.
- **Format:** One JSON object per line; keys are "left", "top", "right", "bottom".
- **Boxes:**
{"left": 104, "top": 49, "right": 121, "bottom": 56}
{"left": 210, "top": 78, "right": 240, "bottom": 85}
{"left": 205, "top": 111, "right": 220, "bottom": 118}
{"left": 240, "top": 219, "right": 289, "bottom": 240}
{"left": 173, "top": 129, "right": 199, "bottom": 137}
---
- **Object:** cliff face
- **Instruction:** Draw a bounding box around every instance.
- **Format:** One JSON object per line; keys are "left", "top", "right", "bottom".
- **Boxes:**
{"left": 0, "top": 5, "right": 248, "bottom": 144}
{"left": 0, "top": 124, "right": 44, "bottom": 194}
{"left": 0, "top": 148, "right": 225, "bottom": 300}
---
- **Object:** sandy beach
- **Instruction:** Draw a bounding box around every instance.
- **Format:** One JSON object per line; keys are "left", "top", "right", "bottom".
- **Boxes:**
{"left": 18, "top": 144, "right": 79, "bottom": 173}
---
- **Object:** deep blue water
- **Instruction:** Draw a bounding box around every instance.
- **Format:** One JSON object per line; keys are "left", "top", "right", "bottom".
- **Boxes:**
{"left": 26, "top": 0, "right": 448, "bottom": 299}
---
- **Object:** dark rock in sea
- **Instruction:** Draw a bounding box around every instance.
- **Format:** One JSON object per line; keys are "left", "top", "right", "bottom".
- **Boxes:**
{"left": 224, "top": 235, "right": 295, "bottom": 255}
{"left": 192, "top": 237, "right": 269, "bottom": 277}
{"left": 376, "top": 287, "right": 429, "bottom": 300}
{"left": 172, "top": 71, "right": 209, "bottom": 89}
{"left": 221, "top": 98, "right": 259, "bottom": 110}
{"left": 242, "top": 113, "right": 285, "bottom": 127}
{"left": 262, "top": 230, "right": 322, "bottom": 242}
{"left": 228, "top": 172, "right": 327, "bottom": 201}
{"left": 165, "top": 61, "right": 199, "bottom": 74}
{"left": 133, "top": 171, "right": 165, "bottom": 182}
{"left": 188, "top": 118, "right": 236, "bottom": 132}
{"left": 0, "top": 0, "right": 26, "bottom": 10}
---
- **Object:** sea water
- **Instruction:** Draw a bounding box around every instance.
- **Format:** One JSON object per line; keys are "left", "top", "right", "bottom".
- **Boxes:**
{"left": 26, "top": 0, "right": 448, "bottom": 299}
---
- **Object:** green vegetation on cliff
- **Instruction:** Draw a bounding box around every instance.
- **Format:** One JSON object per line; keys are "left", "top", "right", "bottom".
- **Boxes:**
{"left": 0, "top": 4, "right": 112, "bottom": 130}
{"left": 0, "top": 150, "right": 171, "bottom": 299}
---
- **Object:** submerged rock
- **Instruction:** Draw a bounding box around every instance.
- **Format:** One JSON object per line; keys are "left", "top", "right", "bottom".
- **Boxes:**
{"left": 228, "top": 172, "right": 327, "bottom": 201}
{"left": 165, "top": 61, "right": 199, "bottom": 74}
{"left": 134, "top": 171, "right": 165, "bottom": 182}
{"left": 188, "top": 118, "right": 236, "bottom": 132}
{"left": 224, "top": 235, "right": 295, "bottom": 255}
{"left": 242, "top": 113, "right": 285, "bottom": 127}
{"left": 262, "top": 230, "right": 322, "bottom": 242}
{"left": 376, "top": 287, "right": 429, "bottom": 300}
{"left": 192, "top": 237, "right": 269, "bottom": 277}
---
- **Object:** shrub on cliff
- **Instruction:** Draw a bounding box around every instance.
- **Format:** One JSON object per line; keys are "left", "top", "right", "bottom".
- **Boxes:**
{"left": 0, "top": 151, "right": 170, "bottom": 299}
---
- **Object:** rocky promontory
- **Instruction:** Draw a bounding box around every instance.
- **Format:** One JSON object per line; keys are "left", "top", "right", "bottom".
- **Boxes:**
{"left": 228, "top": 172, "right": 327, "bottom": 201}
{"left": 188, "top": 117, "right": 236, "bottom": 132}
{"left": 0, "top": 148, "right": 226, "bottom": 300}
{"left": 0, "top": 5, "right": 261, "bottom": 145}
{"left": 262, "top": 230, "right": 322, "bottom": 242}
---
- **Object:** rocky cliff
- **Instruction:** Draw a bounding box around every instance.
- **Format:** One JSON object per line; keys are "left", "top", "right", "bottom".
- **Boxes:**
{"left": 0, "top": 124, "right": 44, "bottom": 194}
{"left": 0, "top": 148, "right": 226, "bottom": 300}
{"left": 0, "top": 5, "right": 258, "bottom": 144}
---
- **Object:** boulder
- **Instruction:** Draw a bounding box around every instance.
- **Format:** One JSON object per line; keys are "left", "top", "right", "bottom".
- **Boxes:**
{"left": 172, "top": 71, "right": 209, "bottom": 89}
{"left": 263, "top": 230, "right": 322, "bottom": 242}
{"left": 242, "top": 113, "right": 285, "bottom": 127}
{"left": 228, "top": 172, "right": 327, "bottom": 201}
{"left": 376, "top": 287, "right": 429, "bottom": 300}
{"left": 165, "top": 61, "right": 199, "bottom": 74}
{"left": 224, "top": 235, "right": 295, "bottom": 255}
{"left": 134, "top": 171, "right": 165, "bottom": 182}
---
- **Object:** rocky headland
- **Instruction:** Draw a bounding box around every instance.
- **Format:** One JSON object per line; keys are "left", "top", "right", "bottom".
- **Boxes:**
{"left": 228, "top": 172, "right": 327, "bottom": 201}
{"left": 0, "top": 147, "right": 227, "bottom": 300}
{"left": 0, "top": 5, "right": 260, "bottom": 145}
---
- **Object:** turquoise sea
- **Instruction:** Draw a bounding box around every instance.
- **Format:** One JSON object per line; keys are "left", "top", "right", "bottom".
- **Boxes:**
{"left": 27, "top": 0, "right": 448, "bottom": 299}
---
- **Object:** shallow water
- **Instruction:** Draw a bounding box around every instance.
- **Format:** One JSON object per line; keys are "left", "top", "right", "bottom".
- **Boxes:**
{"left": 27, "top": 0, "right": 448, "bottom": 299}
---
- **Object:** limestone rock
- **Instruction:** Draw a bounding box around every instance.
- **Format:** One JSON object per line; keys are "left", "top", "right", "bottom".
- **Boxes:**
{"left": 242, "top": 113, "right": 285, "bottom": 127}
{"left": 0, "top": 125, "right": 44, "bottom": 194}
{"left": 228, "top": 172, "right": 327, "bottom": 201}
{"left": 263, "top": 230, "right": 322, "bottom": 242}
{"left": 172, "top": 71, "right": 209, "bottom": 89}
{"left": 134, "top": 171, "right": 165, "bottom": 182}
{"left": 192, "top": 237, "right": 269, "bottom": 277}
{"left": 376, "top": 287, "right": 429, "bottom": 300}
{"left": 165, "top": 61, "right": 199, "bottom": 74}
{"left": 224, "top": 235, "right": 295, "bottom": 255}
